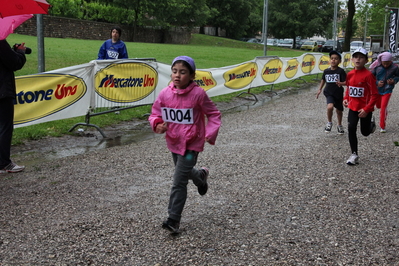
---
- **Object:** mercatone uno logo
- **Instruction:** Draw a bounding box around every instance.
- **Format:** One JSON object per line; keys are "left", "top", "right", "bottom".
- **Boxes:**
{"left": 194, "top": 71, "right": 217, "bottom": 91}
{"left": 95, "top": 62, "right": 158, "bottom": 103}
{"left": 319, "top": 55, "right": 330, "bottom": 71}
{"left": 343, "top": 53, "right": 351, "bottom": 68}
{"left": 284, "top": 59, "right": 299, "bottom": 79}
{"left": 261, "top": 58, "right": 283, "bottom": 83}
{"left": 223, "top": 62, "right": 257, "bottom": 90}
{"left": 301, "top": 54, "right": 316, "bottom": 74}
{"left": 14, "top": 74, "right": 87, "bottom": 125}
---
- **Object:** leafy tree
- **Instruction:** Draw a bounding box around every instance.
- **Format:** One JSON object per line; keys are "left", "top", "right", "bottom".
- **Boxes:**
{"left": 146, "top": 0, "right": 211, "bottom": 29}
{"left": 206, "top": 0, "right": 260, "bottom": 39}
{"left": 48, "top": 0, "right": 84, "bottom": 18}
{"left": 267, "top": 0, "right": 334, "bottom": 47}
{"left": 359, "top": 0, "right": 399, "bottom": 37}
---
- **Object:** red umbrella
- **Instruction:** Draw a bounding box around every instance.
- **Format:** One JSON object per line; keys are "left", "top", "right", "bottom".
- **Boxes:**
{"left": 0, "top": 14, "right": 34, "bottom": 40}
{"left": 0, "top": 0, "right": 50, "bottom": 18}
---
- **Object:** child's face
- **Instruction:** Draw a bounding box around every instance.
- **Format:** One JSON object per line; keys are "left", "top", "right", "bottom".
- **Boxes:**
{"left": 111, "top": 29, "right": 120, "bottom": 42}
{"left": 171, "top": 62, "right": 195, "bottom": 89}
{"left": 351, "top": 53, "right": 368, "bottom": 69}
{"left": 330, "top": 54, "right": 341, "bottom": 67}
{"left": 382, "top": 61, "right": 392, "bottom": 68}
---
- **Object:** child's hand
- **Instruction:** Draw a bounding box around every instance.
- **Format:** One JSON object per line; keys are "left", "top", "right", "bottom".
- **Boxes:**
{"left": 316, "top": 89, "right": 321, "bottom": 99}
{"left": 343, "top": 99, "right": 348, "bottom": 108}
{"left": 377, "top": 80, "right": 384, "bottom": 87}
{"left": 387, "top": 78, "right": 395, "bottom": 85}
{"left": 358, "top": 109, "right": 368, "bottom": 118}
{"left": 155, "top": 122, "right": 167, "bottom": 134}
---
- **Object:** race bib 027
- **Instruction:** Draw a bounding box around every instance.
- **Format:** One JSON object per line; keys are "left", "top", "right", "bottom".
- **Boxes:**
{"left": 107, "top": 50, "right": 119, "bottom": 59}
{"left": 349, "top": 86, "right": 365, "bottom": 97}
{"left": 325, "top": 74, "right": 339, "bottom": 83}
{"left": 161, "top": 107, "right": 194, "bottom": 124}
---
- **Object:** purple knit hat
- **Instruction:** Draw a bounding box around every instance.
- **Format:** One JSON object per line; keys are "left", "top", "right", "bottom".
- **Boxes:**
{"left": 172, "top": 56, "right": 196, "bottom": 72}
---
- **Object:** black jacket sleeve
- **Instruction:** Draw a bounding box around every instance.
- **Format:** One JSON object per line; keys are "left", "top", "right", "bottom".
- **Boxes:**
{"left": 0, "top": 40, "right": 26, "bottom": 71}
{"left": 0, "top": 40, "right": 27, "bottom": 99}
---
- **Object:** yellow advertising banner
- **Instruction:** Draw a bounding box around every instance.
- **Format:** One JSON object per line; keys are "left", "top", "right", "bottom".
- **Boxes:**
{"left": 14, "top": 53, "right": 359, "bottom": 128}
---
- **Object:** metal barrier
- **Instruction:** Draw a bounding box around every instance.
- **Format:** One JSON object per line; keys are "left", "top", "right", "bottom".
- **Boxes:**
{"left": 68, "top": 58, "right": 156, "bottom": 138}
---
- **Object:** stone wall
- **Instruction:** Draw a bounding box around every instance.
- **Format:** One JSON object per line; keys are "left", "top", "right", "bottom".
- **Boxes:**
{"left": 14, "top": 15, "right": 193, "bottom": 44}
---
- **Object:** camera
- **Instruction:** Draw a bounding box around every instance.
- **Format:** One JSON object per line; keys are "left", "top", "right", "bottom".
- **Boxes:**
{"left": 13, "top": 43, "right": 32, "bottom": 54}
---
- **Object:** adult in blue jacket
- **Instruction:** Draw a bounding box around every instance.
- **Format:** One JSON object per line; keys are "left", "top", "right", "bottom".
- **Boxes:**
{"left": 97, "top": 26, "right": 128, "bottom": 60}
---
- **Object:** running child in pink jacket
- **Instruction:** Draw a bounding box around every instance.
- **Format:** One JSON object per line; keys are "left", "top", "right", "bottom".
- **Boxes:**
{"left": 148, "top": 56, "right": 221, "bottom": 234}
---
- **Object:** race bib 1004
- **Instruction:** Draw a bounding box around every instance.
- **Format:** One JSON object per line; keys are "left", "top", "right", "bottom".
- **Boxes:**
{"left": 161, "top": 107, "right": 194, "bottom": 124}
{"left": 325, "top": 74, "right": 339, "bottom": 83}
{"left": 349, "top": 86, "right": 365, "bottom": 97}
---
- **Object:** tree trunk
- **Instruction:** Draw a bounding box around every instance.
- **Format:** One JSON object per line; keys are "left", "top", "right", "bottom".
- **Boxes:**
{"left": 344, "top": 0, "right": 355, "bottom": 52}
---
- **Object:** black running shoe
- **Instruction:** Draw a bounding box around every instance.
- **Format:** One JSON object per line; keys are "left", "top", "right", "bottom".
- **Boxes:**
{"left": 162, "top": 218, "right": 180, "bottom": 233}
{"left": 198, "top": 167, "right": 209, "bottom": 196}
{"left": 370, "top": 116, "right": 376, "bottom": 133}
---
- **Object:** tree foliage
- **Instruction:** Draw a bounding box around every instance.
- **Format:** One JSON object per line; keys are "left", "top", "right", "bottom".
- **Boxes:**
{"left": 205, "top": 0, "right": 262, "bottom": 39}
{"left": 147, "top": 0, "right": 211, "bottom": 30}
{"left": 355, "top": 0, "right": 399, "bottom": 38}
{"left": 267, "top": 0, "right": 334, "bottom": 46}
{"left": 49, "top": 0, "right": 358, "bottom": 43}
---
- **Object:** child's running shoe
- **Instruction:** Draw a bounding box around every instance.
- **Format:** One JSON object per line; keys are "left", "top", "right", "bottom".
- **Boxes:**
{"left": 346, "top": 153, "right": 359, "bottom": 165}
{"left": 380, "top": 128, "right": 386, "bottom": 133}
{"left": 162, "top": 218, "right": 180, "bottom": 234}
{"left": 198, "top": 167, "right": 209, "bottom": 196}
{"left": 324, "top": 122, "right": 332, "bottom": 133}
{"left": 370, "top": 116, "right": 376, "bottom": 133}
{"left": 1, "top": 162, "right": 25, "bottom": 173}
{"left": 337, "top": 125, "right": 344, "bottom": 135}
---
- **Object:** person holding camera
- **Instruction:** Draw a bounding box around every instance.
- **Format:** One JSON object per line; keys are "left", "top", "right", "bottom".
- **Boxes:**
{"left": 0, "top": 39, "right": 28, "bottom": 173}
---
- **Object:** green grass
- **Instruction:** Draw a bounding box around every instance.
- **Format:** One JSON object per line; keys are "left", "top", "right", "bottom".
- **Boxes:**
{"left": 7, "top": 33, "right": 305, "bottom": 75}
{"left": 7, "top": 33, "right": 317, "bottom": 145}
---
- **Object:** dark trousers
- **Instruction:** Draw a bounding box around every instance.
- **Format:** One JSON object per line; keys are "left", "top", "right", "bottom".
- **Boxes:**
{"left": 0, "top": 97, "right": 14, "bottom": 169}
{"left": 347, "top": 109, "right": 372, "bottom": 155}
{"left": 168, "top": 150, "right": 204, "bottom": 222}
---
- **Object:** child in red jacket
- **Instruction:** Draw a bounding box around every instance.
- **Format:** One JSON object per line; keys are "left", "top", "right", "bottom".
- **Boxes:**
{"left": 343, "top": 48, "right": 379, "bottom": 165}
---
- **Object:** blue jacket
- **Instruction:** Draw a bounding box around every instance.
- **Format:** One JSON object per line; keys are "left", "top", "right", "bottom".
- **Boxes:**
{"left": 97, "top": 39, "right": 128, "bottom": 60}
{"left": 371, "top": 63, "right": 399, "bottom": 95}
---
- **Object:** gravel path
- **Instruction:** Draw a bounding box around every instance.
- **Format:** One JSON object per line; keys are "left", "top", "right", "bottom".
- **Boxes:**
{"left": 1, "top": 84, "right": 399, "bottom": 265}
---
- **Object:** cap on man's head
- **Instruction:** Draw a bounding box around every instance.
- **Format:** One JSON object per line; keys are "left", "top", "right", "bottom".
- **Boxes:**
{"left": 329, "top": 50, "right": 341, "bottom": 60}
{"left": 352, "top": 47, "right": 368, "bottom": 57}
{"left": 172, "top": 56, "right": 196, "bottom": 72}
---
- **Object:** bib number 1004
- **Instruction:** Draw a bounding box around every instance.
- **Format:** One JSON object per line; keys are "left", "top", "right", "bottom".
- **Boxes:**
{"left": 161, "top": 107, "right": 194, "bottom": 124}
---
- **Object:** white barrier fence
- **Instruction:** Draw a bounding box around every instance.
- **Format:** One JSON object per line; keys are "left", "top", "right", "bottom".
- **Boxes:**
{"left": 15, "top": 52, "right": 358, "bottom": 130}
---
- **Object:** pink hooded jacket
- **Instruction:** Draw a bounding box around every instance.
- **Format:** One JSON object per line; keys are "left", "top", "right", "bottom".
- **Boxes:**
{"left": 148, "top": 81, "right": 221, "bottom": 156}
